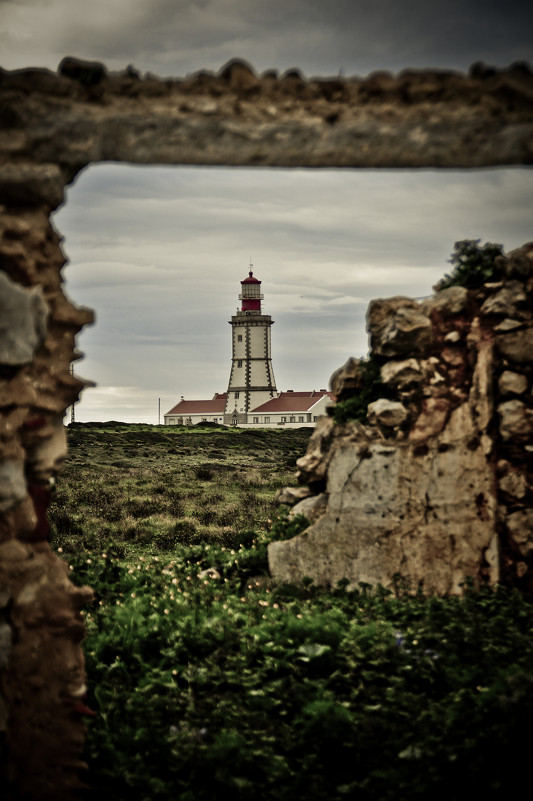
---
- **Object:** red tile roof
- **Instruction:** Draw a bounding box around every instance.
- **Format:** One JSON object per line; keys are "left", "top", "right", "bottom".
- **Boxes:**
{"left": 251, "top": 391, "right": 333, "bottom": 413}
{"left": 166, "top": 393, "right": 227, "bottom": 416}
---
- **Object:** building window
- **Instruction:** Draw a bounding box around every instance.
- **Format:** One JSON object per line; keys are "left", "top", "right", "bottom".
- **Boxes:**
{"left": 264, "top": 417, "right": 270, "bottom": 423}
{"left": 237, "top": 335, "right": 242, "bottom": 341}
{"left": 313, "top": 416, "right": 317, "bottom": 422}
{"left": 298, "top": 416, "right": 304, "bottom": 422}
{"left": 289, "top": 416, "right": 295, "bottom": 422}
{"left": 281, "top": 416, "right": 287, "bottom": 423}
{"left": 253, "top": 417, "right": 259, "bottom": 424}
{"left": 237, "top": 360, "right": 243, "bottom": 367}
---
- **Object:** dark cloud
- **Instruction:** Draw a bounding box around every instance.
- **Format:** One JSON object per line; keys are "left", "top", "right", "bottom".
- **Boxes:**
{"left": 1, "top": 0, "right": 531, "bottom": 75}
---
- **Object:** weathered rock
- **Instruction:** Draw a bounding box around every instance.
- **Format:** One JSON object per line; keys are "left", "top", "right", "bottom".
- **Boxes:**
{"left": 289, "top": 492, "right": 328, "bottom": 521}
{"left": 494, "top": 318, "right": 523, "bottom": 332}
{"left": 0, "top": 461, "right": 27, "bottom": 513}
{"left": 0, "top": 162, "right": 66, "bottom": 208}
{"left": 481, "top": 280, "right": 528, "bottom": 317}
{"left": 269, "top": 403, "right": 497, "bottom": 594}
{"left": 409, "top": 397, "right": 451, "bottom": 442}
{"left": 444, "top": 330, "right": 461, "bottom": 343}
{"left": 0, "top": 272, "right": 49, "bottom": 366}
{"left": 270, "top": 257, "right": 529, "bottom": 593}
{"left": 295, "top": 416, "right": 336, "bottom": 487}
{"left": 0, "top": 622, "right": 12, "bottom": 670}
{"left": 498, "top": 370, "right": 528, "bottom": 396}
{"left": 496, "top": 328, "right": 533, "bottom": 363}
{"left": 441, "top": 346, "right": 465, "bottom": 367}
{"left": 422, "top": 285, "right": 469, "bottom": 317}
{"left": 499, "top": 466, "right": 528, "bottom": 499}
{"left": 498, "top": 400, "right": 533, "bottom": 442}
{"left": 330, "top": 357, "right": 364, "bottom": 400}
{"left": 504, "top": 244, "right": 533, "bottom": 279}
{"left": 275, "top": 486, "right": 313, "bottom": 505}
{"left": 368, "top": 297, "right": 432, "bottom": 358}
{"left": 367, "top": 398, "right": 409, "bottom": 427}
{"left": 506, "top": 509, "right": 533, "bottom": 556}
{"left": 380, "top": 358, "right": 422, "bottom": 389}
{"left": 466, "top": 329, "right": 494, "bottom": 444}
{"left": 421, "top": 357, "right": 447, "bottom": 388}
{"left": 25, "top": 419, "right": 67, "bottom": 482}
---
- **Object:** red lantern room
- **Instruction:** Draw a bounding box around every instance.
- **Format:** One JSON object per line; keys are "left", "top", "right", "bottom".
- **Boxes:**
{"left": 239, "top": 271, "right": 264, "bottom": 312}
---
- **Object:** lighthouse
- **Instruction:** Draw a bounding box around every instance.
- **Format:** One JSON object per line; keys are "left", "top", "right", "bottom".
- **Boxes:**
{"left": 224, "top": 269, "right": 277, "bottom": 424}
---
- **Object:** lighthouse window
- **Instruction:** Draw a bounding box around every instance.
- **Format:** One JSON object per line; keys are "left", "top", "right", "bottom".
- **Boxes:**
{"left": 237, "top": 360, "right": 242, "bottom": 367}
{"left": 237, "top": 335, "right": 242, "bottom": 342}
{"left": 235, "top": 392, "right": 240, "bottom": 398}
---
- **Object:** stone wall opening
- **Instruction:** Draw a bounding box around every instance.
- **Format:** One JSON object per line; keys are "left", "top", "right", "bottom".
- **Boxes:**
{"left": 1, "top": 59, "right": 532, "bottom": 800}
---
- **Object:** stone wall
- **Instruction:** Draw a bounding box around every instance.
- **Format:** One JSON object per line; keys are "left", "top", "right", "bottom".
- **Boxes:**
{"left": 0, "top": 57, "right": 532, "bottom": 798}
{"left": 269, "top": 244, "right": 533, "bottom": 594}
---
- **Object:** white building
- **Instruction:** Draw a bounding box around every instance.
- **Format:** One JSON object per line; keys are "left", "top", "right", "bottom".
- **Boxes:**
{"left": 164, "top": 270, "right": 334, "bottom": 427}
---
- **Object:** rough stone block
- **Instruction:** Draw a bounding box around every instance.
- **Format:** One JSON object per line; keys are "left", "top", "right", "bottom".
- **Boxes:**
{"left": 381, "top": 358, "right": 422, "bottom": 388}
{"left": 368, "top": 297, "right": 432, "bottom": 358}
{"left": 498, "top": 399, "right": 533, "bottom": 442}
{"left": 498, "top": 370, "right": 528, "bottom": 396}
{"left": 367, "top": 398, "right": 409, "bottom": 427}
{"left": 0, "top": 461, "right": 27, "bottom": 513}
{"left": 496, "top": 327, "right": 533, "bottom": 363}
{"left": 507, "top": 509, "right": 533, "bottom": 556}
{"left": 0, "top": 272, "right": 49, "bottom": 367}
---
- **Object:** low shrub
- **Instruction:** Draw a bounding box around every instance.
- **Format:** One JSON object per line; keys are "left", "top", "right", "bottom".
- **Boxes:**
{"left": 434, "top": 238, "right": 504, "bottom": 291}
{"left": 73, "top": 545, "right": 533, "bottom": 801}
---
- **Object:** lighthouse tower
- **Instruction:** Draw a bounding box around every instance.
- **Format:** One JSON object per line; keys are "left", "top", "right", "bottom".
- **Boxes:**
{"left": 224, "top": 269, "right": 277, "bottom": 424}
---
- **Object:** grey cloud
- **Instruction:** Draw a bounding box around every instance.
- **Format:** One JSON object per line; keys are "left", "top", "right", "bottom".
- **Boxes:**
{"left": 1, "top": 0, "right": 531, "bottom": 75}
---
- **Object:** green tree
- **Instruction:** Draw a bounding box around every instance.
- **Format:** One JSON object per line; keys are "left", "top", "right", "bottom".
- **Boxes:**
{"left": 435, "top": 239, "right": 504, "bottom": 291}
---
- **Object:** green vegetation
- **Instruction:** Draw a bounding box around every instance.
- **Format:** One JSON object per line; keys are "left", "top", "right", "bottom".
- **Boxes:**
{"left": 51, "top": 424, "right": 533, "bottom": 801}
{"left": 434, "top": 238, "right": 504, "bottom": 291}
{"left": 51, "top": 423, "right": 310, "bottom": 555}
{"left": 332, "top": 357, "right": 391, "bottom": 425}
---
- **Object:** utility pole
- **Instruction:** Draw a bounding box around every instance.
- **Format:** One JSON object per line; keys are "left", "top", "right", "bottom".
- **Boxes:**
{"left": 70, "top": 365, "right": 75, "bottom": 424}
{"left": 158, "top": 397, "right": 161, "bottom": 425}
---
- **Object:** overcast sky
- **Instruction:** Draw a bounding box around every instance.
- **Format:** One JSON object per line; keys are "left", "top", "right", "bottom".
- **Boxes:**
{"left": 1, "top": 0, "right": 532, "bottom": 422}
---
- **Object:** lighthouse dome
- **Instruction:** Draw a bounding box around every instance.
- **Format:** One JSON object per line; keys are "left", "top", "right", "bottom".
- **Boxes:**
{"left": 241, "top": 271, "right": 261, "bottom": 284}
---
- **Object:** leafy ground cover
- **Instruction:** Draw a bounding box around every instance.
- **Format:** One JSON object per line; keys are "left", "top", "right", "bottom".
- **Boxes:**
{"left": 50, "top": 424, "right": 533, "bottom": 801}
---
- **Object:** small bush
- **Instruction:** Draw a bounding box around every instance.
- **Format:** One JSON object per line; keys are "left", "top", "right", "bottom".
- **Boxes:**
{"left": 435, "top": 238, "right": 504, "bottom": 291}
{"left": 172, "top": 518, "right": 200, "bottom": 544}
{"left": 195, "top": 465, "right": 215, "bottom": 481}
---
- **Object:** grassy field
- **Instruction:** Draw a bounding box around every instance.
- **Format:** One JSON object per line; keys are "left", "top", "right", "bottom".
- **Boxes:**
{"left": 51, "top": 423, "right": 311, "bottom": 556}
{"left": 50, "top": 424, "right": 533, "bottom": 801}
